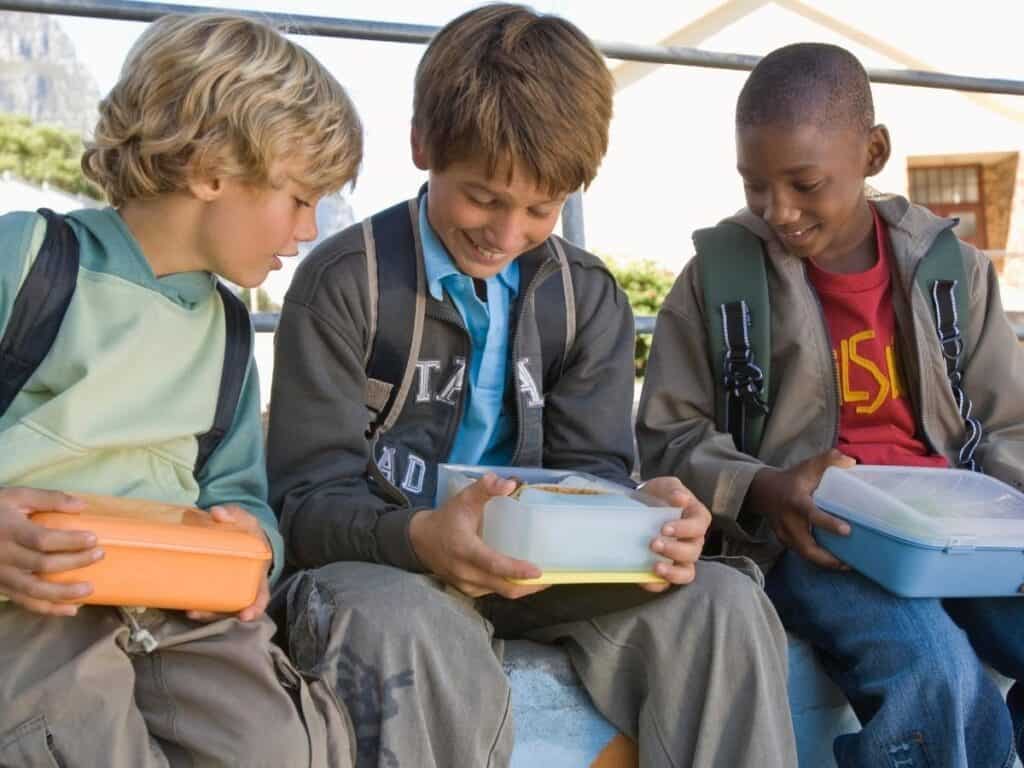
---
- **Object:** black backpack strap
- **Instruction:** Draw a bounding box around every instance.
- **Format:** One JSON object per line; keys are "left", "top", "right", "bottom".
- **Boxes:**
{"left": 532, "top": 238, "right": 575, "bottom": 392}
{"left": 916, "top": 228, "right": 981, "bottom": 471}
{"left": 0, "top": 208, "right": 79, "bottom": 418}
{"left": 364, "top": 198, "right": 425, "bottom": 439}
{"left": 694, "top": 222, "right": 771, "bottom": 456}
{"left": 194, "top": 282, "right": 253, "bottom": 475}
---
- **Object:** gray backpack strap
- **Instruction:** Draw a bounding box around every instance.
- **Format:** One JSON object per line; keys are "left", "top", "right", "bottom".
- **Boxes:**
{"left": 915, "top": 228, "right": 980, "bottom": 471}
{"left": 364, "top": 197, "right": 426, "bottom": 440}
{"left": 694, "top": 222, "right": 771, "bottom": 456}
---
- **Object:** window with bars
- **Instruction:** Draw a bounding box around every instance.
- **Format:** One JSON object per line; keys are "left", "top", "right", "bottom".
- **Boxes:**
{"left": 908, "top": 165, "right": 981, "bottom": 205}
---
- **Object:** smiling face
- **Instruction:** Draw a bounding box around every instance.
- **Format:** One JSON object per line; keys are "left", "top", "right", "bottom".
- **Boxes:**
{"left": 413, "top": 135, "right": 566, "bottom": 279}
{"left": 736, "top": 121, "right": 889, "bottom": 270}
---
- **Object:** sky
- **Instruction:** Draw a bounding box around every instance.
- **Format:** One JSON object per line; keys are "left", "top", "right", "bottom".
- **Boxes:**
{"left": 38, "top": 0, "right": 1024, "bottom": 408}
{"left": 38, "top": 0, "right": 1024, "bottom": 290}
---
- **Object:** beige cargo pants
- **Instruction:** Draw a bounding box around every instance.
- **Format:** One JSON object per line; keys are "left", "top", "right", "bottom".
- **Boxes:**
{"left": 0, "top": 604, "right": 354, "bottom": 768}
{"left": 280, "top": 557, "right": 797, "bottom": 768}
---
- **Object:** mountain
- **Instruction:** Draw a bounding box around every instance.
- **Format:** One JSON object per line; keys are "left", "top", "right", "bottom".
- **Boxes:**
{"left": 0, "top": 12, "right": 101, "bottom": 135}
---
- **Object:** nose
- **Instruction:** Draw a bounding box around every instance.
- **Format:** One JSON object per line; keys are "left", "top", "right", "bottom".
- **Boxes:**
{"left": 296, "top": 205, "right": 318, "bottom": 243}
{"left": 484, "top": 209, "right": 527, "bottom": 254}
{"left": 763, "top": 189, "right": 800, "bottom": 228}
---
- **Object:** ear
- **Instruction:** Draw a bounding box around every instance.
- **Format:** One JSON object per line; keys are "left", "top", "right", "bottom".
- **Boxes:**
{"left": 186, "top": 173, "right": 223, "bottom": 202}
{"left": 410, "top": 125, "right": 430, "bottom": 171}
{"left": 865, "top": 124, "right": 891, "bottom": 178}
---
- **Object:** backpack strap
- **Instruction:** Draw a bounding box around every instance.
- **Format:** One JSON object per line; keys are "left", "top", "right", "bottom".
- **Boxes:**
{"left": 364, "top": 198, "right": 426, "bottom": 440}
{"left": 694, "top": 222, "right": 771, "bottom": 456}
{"left": 194, "top": 282, "right": 253, "bottom": 475}
{"left": 914, "top": 228, "right": 981, "bottom": 471}
{"left": 534, "top": 238, "right": 576, "bottom": 391}
{"left": 0, "top": 208, "right": 79, "bottom": 419}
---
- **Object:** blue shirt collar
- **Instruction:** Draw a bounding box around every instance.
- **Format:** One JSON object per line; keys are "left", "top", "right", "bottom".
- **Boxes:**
{"left": 418, "top": 195, "right": 518, "bottom": 301}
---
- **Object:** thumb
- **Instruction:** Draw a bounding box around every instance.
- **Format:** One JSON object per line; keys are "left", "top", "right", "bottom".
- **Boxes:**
{"left": 824, "top": 449, "right": 857, "bottom": 470}
{"left": 455, "top": 474, "right": 516, "bottom": 510}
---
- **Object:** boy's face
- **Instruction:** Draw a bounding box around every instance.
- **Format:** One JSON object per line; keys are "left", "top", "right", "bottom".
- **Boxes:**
{"left": 413, "top": 140, "right": 566, "bottom": 279}
{"left": 736, "top": 121, "right": 889, "bottom": 266}
{"left": 196, "top": 160, "right": 320, "bottom": 288}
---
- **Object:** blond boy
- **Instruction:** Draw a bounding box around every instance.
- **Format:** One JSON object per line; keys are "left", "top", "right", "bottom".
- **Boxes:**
{"left": 268, "top": 6, "right": 796, "bottom": 767}
{"left": 0, "top": 14, "right": 361, "bottom": 767}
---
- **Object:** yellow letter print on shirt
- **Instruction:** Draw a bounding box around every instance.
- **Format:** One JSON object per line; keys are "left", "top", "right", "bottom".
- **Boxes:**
{"left": 832, "top": 330, "right": 904, "bottom": 414}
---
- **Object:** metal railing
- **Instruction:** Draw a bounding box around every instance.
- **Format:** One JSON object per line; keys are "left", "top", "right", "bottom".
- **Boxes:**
{"left": 5, "top": 0, "right": 1024, "bottom": 340}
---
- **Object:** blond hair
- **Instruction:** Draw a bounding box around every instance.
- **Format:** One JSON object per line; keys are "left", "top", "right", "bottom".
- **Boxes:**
{"left": 83, "top": 13, "right": 362, "bottom": 206}
{"left": 413, "top": 4, "right": 613, "bottom": 195}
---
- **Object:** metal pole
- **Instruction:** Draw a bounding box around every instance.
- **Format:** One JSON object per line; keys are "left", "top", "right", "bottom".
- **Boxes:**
{"left": 3, "top": 0, "right": 1024, "bottom": 96}
{"left": 561, "top": 191, "right": 586, "bottom": 248}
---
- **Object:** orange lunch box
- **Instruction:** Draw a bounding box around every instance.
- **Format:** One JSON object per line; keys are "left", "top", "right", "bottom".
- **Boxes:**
{"left": 30, "top": 493, "right": 271, "bottom": 612}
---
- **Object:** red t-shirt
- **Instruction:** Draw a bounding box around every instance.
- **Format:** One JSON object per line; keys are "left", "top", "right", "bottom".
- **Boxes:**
{"left": 806, "top": 205, "right": 948, "bottom": 467}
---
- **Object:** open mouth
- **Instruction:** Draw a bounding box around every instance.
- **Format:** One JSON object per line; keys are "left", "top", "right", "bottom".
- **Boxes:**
{"left": 461, "top": 231, "right": 507, "bottom": 264}
{"left": 777, "top": 223, "right": 820, "bottom": 246}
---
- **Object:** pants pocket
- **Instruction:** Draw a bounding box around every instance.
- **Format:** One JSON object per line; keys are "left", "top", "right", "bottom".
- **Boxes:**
{"left": 0, "top": 715, "right": 64, "bottom": 768}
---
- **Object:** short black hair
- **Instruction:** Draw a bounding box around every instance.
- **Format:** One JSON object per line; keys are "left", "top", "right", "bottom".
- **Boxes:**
{"left": 736, "top": 43, "right": 874, "bottom": 133}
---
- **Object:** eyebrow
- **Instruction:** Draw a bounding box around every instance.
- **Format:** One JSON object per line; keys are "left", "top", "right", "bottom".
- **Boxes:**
{"left": 737, "top": 163, "right": 821, "bottom": 176}
{"left": 462, "top": 181, "right": 563, "bottom": 207}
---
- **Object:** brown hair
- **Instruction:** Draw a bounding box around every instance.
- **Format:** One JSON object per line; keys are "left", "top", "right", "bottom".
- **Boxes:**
{"left": 413, "top": 4, "right": 613, "bottom": 195}
{"left": 83, "top": 13, "right": 362, "bottom": 206}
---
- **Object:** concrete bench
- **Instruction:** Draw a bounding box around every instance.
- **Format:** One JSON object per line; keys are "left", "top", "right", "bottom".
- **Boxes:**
{"left": 504, "top": 635, "right": 1020, "bottom": 767}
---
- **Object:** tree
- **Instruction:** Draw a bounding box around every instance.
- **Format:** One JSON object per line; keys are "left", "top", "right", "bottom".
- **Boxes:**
{"left": 0, "top": 114, "right": 102, "bottom": 199}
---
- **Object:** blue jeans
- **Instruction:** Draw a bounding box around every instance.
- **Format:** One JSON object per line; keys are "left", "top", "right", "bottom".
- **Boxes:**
{"left": 767, "top": 551, "right": 1024, "bottom": 768}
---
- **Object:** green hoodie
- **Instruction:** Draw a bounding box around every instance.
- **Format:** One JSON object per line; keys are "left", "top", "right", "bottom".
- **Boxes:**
{"left": 0, "top": 208, "right": 283, "bottom": 582}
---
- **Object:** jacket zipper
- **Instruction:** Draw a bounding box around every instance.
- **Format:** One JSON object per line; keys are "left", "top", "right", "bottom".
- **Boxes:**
{"left": 801, "top": 265, "right": 842, "bottom": 450}
{"left": 508, "top": 261, "right": 559, "bottom": 463}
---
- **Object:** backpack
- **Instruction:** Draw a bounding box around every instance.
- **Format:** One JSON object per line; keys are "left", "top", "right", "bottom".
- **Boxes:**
{"left": 0, "top": 209, "right": 252, "bottom": 476}
{"left": 694, "top": 221, "right": 982, "bottom": 470}
{"left": 359, "top": 197, "right": 577, "bottom": 442}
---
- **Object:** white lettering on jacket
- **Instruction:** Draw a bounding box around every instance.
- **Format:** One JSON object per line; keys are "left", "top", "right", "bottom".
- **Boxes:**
{"left": 415, "top": 360, "right": 442, "bottom": 403}
{"left": 377, "top": 445, "right": 396, "bottom": 483}
{"left": 516, "top": 358, "right": 544, "bottom": 408}
{"left": 401, "top": 454, "right": 426, "bottom": 495}
{"left": 436, "top": 357, "right": 467, "bottom": 406}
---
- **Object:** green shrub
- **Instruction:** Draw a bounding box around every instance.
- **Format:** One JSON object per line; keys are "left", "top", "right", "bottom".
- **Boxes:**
{"left": 0, "top": 114, "right": 102, "bottom": 199}
{"left": 603, "top": 257, "right": 676, "bottom": 378}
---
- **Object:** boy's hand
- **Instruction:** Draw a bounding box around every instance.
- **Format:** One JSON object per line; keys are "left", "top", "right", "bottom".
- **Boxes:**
{"left": 186, "top": 505, "right": 269, "bottom": 623}
{"left": 747, "top": 449, "right": 855, "bottom": 569}
{"left": 409, "top": 474, "right": 546, "bottom": 599}
{"left": 638, "top": 476, "right": 711, "bottom": 592}
{"left": 0, "top": 487, "right": 102, "bottom": 616}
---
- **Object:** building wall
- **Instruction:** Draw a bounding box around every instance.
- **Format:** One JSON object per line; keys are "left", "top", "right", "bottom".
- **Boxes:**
{"left": 983, "top": 154, "right": 1019, "bottom": 252}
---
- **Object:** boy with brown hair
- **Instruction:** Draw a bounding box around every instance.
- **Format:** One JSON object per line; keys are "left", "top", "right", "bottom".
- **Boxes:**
{"left": 0, "top": 13, "right": 361, "bottom": 767}
{"left": 268, "top": 5, "right": 796, "bottom": 767}
{"left": 638, "top": 42, "right": 1024, "bottom": 766}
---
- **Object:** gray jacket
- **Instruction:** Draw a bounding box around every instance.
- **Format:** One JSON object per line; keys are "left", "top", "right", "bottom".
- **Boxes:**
{"left": 638, "top": 194, "right": 1024, "bottom": 568}
{"left": 267, "top": 198, "right": 636, "bottom": 572}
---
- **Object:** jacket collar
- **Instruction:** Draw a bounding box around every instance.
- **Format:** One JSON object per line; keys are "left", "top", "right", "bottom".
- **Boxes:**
{"left": 723, "top": 191, "right": 958, "bottom": 286}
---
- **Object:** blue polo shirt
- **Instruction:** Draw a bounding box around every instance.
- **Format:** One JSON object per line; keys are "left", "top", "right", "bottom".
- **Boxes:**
{"left": 419, "top": 199, "right": 518, "bottom": 465}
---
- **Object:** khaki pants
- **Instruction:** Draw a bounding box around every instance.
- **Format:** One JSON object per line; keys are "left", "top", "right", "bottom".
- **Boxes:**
{"left": 280, "top": 559, "right": 797, "bottom": 768}
{"left": 0, "top": 604, "right": 354, "bottom": 768}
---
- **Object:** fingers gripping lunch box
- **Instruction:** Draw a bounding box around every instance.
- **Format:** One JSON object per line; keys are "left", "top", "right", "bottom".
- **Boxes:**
{"left": 436, "top": 465, "right": 682, "bottom": 585}
{"left": 812, "top": 466, "right": 1024, "bottom": 598}
{"left": 31, "top": 493, "right": 271, "bottom": 612}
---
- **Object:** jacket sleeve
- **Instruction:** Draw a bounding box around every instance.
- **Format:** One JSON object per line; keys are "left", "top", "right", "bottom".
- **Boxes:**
{"left": 0, "top": 212, "right": 44, "bottom": 337}
{"left": 266, "top": 241, "right": 425, "bottom": 572}
{"left": 541, "top": 261, "right": 636, "bottom": 487}
{"left": 195, "top": 353, "right": 285, "bottom": 584}
{"left": 959, "top": 244, "right": 1024, "bottom": 491}
{"left": 636, "top": 258, "right": 765, "bottom": 539}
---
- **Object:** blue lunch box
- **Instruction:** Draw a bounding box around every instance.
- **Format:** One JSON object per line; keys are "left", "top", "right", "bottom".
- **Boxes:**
{"left": 812, "top": 466, "right": 1024, "bottom": 598}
